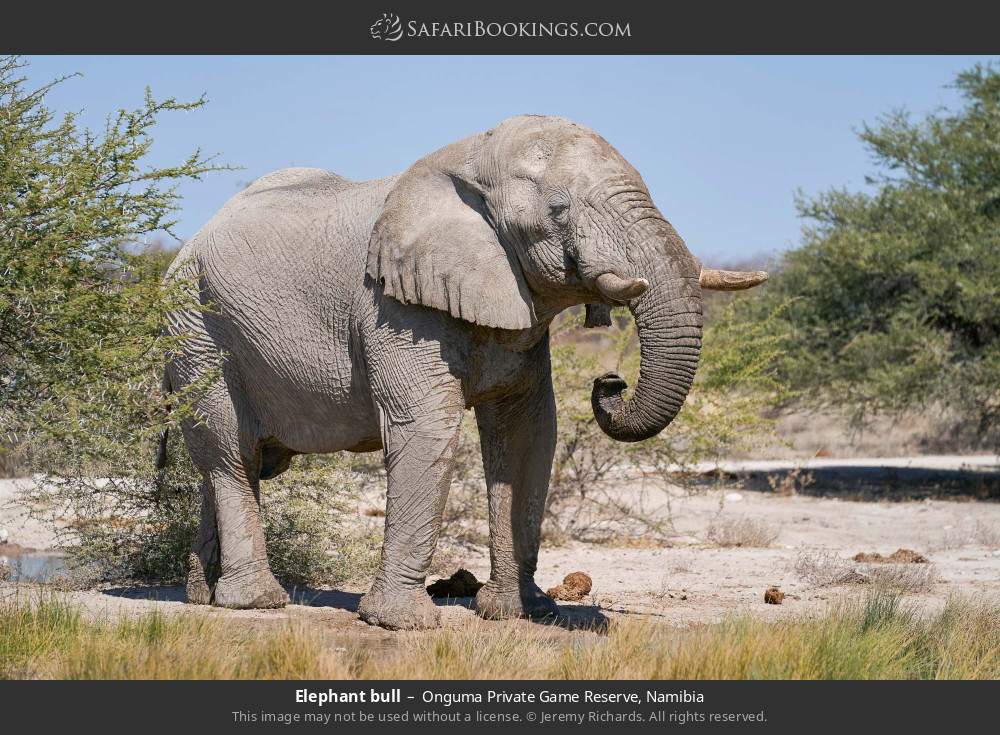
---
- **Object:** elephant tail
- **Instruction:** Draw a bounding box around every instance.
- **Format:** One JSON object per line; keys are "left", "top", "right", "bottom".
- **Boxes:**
{"left": 155, "top": 368, "right": 172, "bottom": 472}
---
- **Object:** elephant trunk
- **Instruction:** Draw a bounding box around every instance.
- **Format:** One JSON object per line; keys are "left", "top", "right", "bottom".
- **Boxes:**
{"left": 590, "top": 227, "right": 703, "bottom": 443}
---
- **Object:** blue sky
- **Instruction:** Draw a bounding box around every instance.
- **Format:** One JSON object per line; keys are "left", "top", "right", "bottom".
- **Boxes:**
{"left": 23, "top": 55, "right": 996, "bottom": 264}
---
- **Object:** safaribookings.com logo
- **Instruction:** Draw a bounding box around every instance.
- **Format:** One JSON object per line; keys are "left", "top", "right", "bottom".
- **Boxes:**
{"left": 370, "top": 13, "right": 631, "bottom": 42}
{"left": 370, "top": 13, "right": 404, "bottom": 41}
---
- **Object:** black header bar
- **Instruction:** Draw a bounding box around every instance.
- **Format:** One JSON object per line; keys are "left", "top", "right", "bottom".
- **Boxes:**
{"left": 4, "top": 1, "right": 1000, "bottom": 54}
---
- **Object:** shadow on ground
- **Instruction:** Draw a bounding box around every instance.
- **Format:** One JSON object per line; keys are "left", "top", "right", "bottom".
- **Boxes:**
{"left": 102, "top": 585, "right": 609, "bottom": 631}
{"left": 103, "top": 584, "right": 365, "bottom": 613}
{"left": 104, "top": 585, "right": 188, "bottom": 602}
{"left": 698, "top": 465, "right": 1000, "bottom": 501}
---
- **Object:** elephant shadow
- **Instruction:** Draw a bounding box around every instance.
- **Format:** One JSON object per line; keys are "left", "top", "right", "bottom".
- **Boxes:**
{"left": 726, "top": 464, "right": 1000, "bottom": 501}
{"left": 100, "top": 584, "right": 365, "bottom": 610}
{"left": 103, "top": 584, "right": 188, "bottom": 603}
{"left": 102, "top": 585, "right": 609, "bottom": 632}
{"left": 286, "top": 586, "right": 364, "bottom": 611}
{"left": 290, "top": 588, "right": 609, "bottom": 631}
{"left": 540, "top": 603, "right": 611, "bottom": 632}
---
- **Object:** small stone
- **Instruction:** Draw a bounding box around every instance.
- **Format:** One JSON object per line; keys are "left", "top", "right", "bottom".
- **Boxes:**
{"left": 0, "top": 528, "right": 8, "bottom": 545}
{"left": 764, "top": 586, "right": 785, "bottom": 605}
{"left": 724, "top": 492, "right": 744, "bottom": 503}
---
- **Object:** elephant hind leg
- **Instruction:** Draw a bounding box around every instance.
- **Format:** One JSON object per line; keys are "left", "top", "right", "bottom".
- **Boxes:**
{"left": 180, "top": 384, "right": 287, "bottom": 610}
{"left": 186, "top": 477, "right": 220, "bottom": 605}
{"left": 208, "top": 461, "right": 288, "bottom": 610}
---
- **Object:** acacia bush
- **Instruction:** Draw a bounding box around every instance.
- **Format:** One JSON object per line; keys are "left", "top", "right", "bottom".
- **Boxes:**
{"left": 737, "top": 63, "right": 1000, "bottom": 445}
{"left": 0, "top": 57, "right": 216, "bottom": 449}
{"left": 2, "top": 57, "right": 378, "bottom": 586}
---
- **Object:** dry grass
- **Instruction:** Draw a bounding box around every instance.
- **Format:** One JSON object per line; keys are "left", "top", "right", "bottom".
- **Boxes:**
{"left": 4, "top": 588, "right": 997, "bottom": 680}
{"left": 794, "top": 550, "right": 938, "bottom": 593}
{"left": 794, "top": 550, "right": 860, "bottom": 586}
{"left": 929, "top": 519, "right": 1000, "bottom": 551}
{"left": 706, "top": 516, "right": 779, "bottom": 548}
{"left": 757, "top": 409, "right": 944, "bottom": 459}
{"left": 766, "top": 467, "right": 814, "bottom": 496}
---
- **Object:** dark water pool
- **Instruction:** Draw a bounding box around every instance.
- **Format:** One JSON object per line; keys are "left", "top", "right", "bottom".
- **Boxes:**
{"left": 0, "top": 551, "right": 68, "bottom": 583}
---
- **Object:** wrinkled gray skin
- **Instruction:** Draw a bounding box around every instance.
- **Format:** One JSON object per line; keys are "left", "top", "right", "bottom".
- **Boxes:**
{"left": 163, "top": 115, "right": 755, "bottom": 630}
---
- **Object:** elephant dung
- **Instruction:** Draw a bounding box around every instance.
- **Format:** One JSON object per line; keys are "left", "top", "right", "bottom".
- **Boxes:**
{"left": 852, "top": 548, "right": 928, "bottom": 564}
{"left": 763, "top": 586, "right": 785, "bottom": 605}
{"left": 426, "top": 569, "right": 484, "bottom": 598}
{"left": 546, "top": 571, "right": 593, "bottom": 601}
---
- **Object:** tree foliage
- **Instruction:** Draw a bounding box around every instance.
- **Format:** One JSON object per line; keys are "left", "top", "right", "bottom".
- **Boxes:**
{"left": 0, "top": 55, "right": 220, "bottom": 450}
{"left": 748, "top": 63, "right": 1000, "bottom": 441}
{"left": 0, "top": 57, "right": 383, "bottom": 586}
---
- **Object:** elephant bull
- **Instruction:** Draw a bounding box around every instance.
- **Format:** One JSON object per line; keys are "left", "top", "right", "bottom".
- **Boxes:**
{"left": 159, "top": 115, "right": 766, "bottom": 630}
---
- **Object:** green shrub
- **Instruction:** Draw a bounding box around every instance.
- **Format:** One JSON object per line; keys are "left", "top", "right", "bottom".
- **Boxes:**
{"left": 738, "top": 63, "right": 1000, "bottom": 444}
{"left": 0, "top": 56, "right": 221, "bottom": 453}
{"left": 2, "top": 57, "right": 378, "bottom": 588}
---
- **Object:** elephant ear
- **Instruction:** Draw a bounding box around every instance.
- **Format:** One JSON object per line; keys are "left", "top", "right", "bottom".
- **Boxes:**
{"left": 367, "top": 136, "right": 537, "bottom": 330}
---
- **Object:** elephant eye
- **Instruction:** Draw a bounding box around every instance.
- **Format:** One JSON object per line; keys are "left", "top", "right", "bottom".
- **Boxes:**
{"left": 549, "top": 201, "right": 569, "bottom": 220}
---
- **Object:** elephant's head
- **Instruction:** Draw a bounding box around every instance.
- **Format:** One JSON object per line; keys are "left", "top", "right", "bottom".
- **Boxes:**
{"left": 368, "top": 115, "right": 767, "bottom": 442}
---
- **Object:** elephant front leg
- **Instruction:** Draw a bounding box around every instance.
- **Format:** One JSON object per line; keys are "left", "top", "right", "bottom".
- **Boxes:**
{"left": 358, "top": 400, "right": 463, "bottom": 631}
{"left": 474, "top": 368, "right": 559, "bottom": 621}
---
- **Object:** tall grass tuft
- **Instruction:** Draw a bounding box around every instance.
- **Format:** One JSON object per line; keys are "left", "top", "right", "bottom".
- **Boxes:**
{"left": 3, "top": 589, "right": 999, "bottom": 680}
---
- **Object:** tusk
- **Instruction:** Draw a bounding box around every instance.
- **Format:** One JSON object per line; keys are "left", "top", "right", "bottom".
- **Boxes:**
{"left": 699, "top": 268, "right": 769, "bottom": 291}
{"left": 596, "top": 272, "right": 649, "bottom": 302}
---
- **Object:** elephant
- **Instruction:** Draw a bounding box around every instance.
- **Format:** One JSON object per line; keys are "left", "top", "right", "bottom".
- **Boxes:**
{"left": 158, "top": 114, "right": 767, "bottom": 630}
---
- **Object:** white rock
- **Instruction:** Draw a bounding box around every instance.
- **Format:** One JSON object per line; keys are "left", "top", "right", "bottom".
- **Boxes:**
{"left": 0, "top": 528, "right": 8, "bottom": 544}
{"left": 724, "top": 492, "right": 744, "bottom": 503}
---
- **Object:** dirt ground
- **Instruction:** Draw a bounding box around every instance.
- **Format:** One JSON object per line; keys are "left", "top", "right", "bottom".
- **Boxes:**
{"left": 3, "top": 455, "right": 1000, "bottom": 645}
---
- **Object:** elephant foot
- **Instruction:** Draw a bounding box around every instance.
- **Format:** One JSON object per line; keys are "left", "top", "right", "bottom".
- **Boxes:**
{"left": 212, "top": 567, "right": 288, "bottom": 609}
{"left": 475, "top": 580, "right": 559, "bottom": 621}
{"left": 358, "top": 585, "right": 441, "bottom": 630}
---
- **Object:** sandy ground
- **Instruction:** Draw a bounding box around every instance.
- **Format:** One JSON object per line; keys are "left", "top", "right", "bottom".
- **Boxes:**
{"left": 3, "top": 457, "right": 1000, "bottom": 644}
